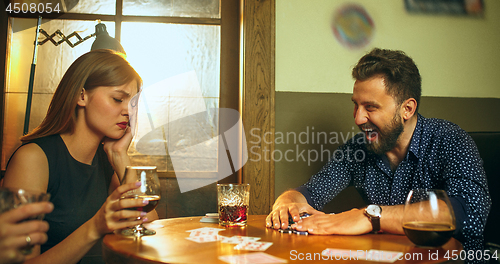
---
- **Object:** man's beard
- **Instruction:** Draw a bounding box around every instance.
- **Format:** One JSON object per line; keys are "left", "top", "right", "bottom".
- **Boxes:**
{"left": 360, "top": 112, "right": 404, "bottom": 156}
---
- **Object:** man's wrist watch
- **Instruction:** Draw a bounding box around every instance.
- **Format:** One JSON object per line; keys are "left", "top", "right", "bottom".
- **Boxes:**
{"left": 364, "top": 205, "right": 382, "bottom": 233}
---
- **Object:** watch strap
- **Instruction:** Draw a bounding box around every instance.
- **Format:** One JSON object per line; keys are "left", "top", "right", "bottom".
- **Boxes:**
{"left": 371, "top": 215, "right": 381, "bottom": 233}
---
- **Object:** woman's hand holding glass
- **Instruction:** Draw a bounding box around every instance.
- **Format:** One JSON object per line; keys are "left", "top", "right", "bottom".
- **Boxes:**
{"left": 90, "top": 181, "right": 151, "bottom": 239}
{"left": 119, "top": 166, "right": 161, "bottom": 237}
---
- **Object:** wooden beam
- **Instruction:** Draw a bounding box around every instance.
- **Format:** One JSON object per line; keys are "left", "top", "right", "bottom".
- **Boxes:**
{"left": 0, "top": 2, "right": 10, "bottom": 173}
{"left": 7, "top": 13, "right": 220, "bottom": 25}
{"left": 218, "top": 0, "right": 241, "bottom": 184}
{"left": 241, "top": 0, "right": 275, "bottom": 215}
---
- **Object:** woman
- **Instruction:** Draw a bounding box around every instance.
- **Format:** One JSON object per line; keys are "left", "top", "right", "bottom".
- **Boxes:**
{"left": 2, "top": 49, "right": 158, "bottom": 263}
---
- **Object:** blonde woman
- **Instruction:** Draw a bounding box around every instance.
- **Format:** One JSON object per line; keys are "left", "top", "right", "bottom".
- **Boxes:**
{"left": 2, "top": 49, "right": 158, "bottom": 264}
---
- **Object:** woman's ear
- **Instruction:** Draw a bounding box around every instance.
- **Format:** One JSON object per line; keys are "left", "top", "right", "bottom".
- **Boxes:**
{"left": 77, "top": 88, "right": 86, "bottom": 107}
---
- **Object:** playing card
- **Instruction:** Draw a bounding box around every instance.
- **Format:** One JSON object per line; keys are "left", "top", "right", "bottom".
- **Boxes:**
{"left": 186, "top": 227, "right": 224, "bottom": 233}
{"left": 189, "top": 229, "right": 220, "bottom": 237}
{"left": 234, "top": 241, "right": 273, "bottom": 251}
{"left": 221, "top": 236, "right": 261, "bottom": 244}
{"left": 322, "top": 248, "right": 402, "bottom": 262}
{"left": 219, "top": 252, "right": 287, "bottom": 264}
{"left": 322, "top": 248, "right": 364, "bottom": 260}
{"left": 358, "top": 250, "right": 403, "bottom": 263}
{"left": 185, "top": 227, "right": 225, "bottom": 243}
{"left": 185, "top": 234, "right": 221, "bottom": 243}
{"left": 322, "top": 248, "right": 356, "bottom": 257}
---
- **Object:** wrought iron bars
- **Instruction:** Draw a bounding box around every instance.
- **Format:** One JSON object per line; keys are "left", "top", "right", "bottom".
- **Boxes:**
{"left": 38, "top": 29, "right": 95, "bottom": 48}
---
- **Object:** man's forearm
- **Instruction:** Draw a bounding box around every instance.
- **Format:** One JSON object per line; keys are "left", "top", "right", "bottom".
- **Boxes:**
{"left": 380, "top": 205, "right": 404, "bottom": 234}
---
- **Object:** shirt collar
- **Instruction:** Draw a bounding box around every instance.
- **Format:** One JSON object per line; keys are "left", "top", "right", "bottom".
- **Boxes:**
{"left": 407, "top": 113, "right": 424, "bottom": 159}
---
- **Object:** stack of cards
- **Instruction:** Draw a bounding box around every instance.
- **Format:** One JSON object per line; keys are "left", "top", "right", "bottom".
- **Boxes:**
{"left": 200, "top": 213, "right": 219, "bottom": 223}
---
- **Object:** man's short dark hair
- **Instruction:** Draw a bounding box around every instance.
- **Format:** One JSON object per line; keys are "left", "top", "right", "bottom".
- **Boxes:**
{"left": 352, "top": 48, "right": 422, "bottom": 112}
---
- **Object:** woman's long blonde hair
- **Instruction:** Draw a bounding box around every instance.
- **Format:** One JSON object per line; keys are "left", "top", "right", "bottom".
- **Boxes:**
{"left": 21, "top": 49, "right": 142, "bottom": 142}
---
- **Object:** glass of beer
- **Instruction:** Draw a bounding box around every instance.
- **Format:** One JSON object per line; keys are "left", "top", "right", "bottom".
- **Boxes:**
{"left": 120, "top": 166, "right": 161, "bottom": 237}
{"left": 0, "top": 187, "right": 51, "bottom": 255}
{"left": 402, "top": 189, "right": 456, "bottom": 248}
{"left": 217, "top": 184, "right": 250, "bottom": 227}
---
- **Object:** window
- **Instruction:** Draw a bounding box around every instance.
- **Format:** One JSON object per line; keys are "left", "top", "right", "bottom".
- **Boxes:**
{"left": 1, "top": 0, "right": 240, "bottom": 217}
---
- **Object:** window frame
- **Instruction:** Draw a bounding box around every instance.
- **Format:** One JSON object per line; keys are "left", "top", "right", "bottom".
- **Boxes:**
{"left": 0, "top": 0, "right": 241, "bottom": 183}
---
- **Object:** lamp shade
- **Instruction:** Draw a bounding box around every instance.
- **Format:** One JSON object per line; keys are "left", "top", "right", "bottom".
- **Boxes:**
{"left": 91, "top": 23, "right": 126, "bottom": 54}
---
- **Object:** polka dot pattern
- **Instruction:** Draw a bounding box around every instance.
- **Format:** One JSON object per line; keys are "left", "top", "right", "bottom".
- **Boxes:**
{"left": 301, "top": 114, "right": 491, "bottom": 252}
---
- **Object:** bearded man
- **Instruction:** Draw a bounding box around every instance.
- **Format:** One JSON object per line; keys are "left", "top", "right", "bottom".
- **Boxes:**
{"left": 267, "top": 48, "right": 490, "bottom": 253}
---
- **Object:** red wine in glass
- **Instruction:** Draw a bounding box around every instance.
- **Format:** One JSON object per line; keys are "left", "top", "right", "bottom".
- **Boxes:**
{"left": 123, "top": 194, "right": 160, "bottom": 212}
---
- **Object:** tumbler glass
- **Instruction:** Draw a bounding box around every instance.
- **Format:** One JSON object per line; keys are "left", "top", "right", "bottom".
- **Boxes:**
{"left": 217, "top": 184, "right": 250, "bottom": 227}
{"left": 0, "top": 187, "right": 51, "bottom": 254}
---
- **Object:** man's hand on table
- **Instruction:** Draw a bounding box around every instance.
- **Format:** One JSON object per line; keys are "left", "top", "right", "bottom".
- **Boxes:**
{"left": 291, "top": 208, "right": 372, "bottom": 235}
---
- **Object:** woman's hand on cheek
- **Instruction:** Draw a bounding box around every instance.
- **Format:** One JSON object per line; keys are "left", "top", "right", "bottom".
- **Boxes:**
{"left": 103, "top": 127, "right": 132, "bottom": 178}
{"left": 103, "top": 127, "right": 133, "bottom": 155}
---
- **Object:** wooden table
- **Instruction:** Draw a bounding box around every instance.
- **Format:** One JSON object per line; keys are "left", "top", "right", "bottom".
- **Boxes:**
{"left": 102, "top": 215, "right": 463, "bottom": 263}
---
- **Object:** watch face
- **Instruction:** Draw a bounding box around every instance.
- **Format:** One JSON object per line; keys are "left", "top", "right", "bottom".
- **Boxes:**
{"left": 366, "top": 205, "right": 381, "bottom": 217}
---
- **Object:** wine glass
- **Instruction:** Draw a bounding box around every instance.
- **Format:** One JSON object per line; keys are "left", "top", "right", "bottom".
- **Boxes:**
{"left": 402, "top": 189, "right": 456, "bottom": 248}
{"left": 0, "top": 187, "right": 51, "bottom": 254}
{"left": 119, "top": 166, "right": 161, "bottom": 237}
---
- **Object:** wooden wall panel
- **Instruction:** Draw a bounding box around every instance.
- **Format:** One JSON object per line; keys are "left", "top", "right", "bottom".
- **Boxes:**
{"left": 0, "top": 1, "right": 9, "bottom": 176}
{"left": 241, "top": 0, "right": 275, "bottom": 215}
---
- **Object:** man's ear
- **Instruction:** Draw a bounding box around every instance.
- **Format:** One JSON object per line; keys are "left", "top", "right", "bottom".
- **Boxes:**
{"left": 401, "top": 98, "right": 417, "bottom": 120}
{"left": 77, "top": 88, "right": 86, "bottom": 107}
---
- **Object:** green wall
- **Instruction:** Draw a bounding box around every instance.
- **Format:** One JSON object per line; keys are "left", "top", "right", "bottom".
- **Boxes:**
{"left": 276, "top": 0, "right": 500, "bottom": 98}
{"left": 274, "top": 0, "right": 500, "bottom": 205}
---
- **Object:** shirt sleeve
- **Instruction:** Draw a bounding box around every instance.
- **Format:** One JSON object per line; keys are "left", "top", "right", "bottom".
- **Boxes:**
{"left": 297, "top": 138, "right": 363, "bottom": 210}
{"left": 440, "top": 126, "right": 491, "bottom": 248}
{"left": 449, "top": 196, "right": 466, "bottom": 236}
{"left": 294, "top": 185, "right": 315, "bottom": 206}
